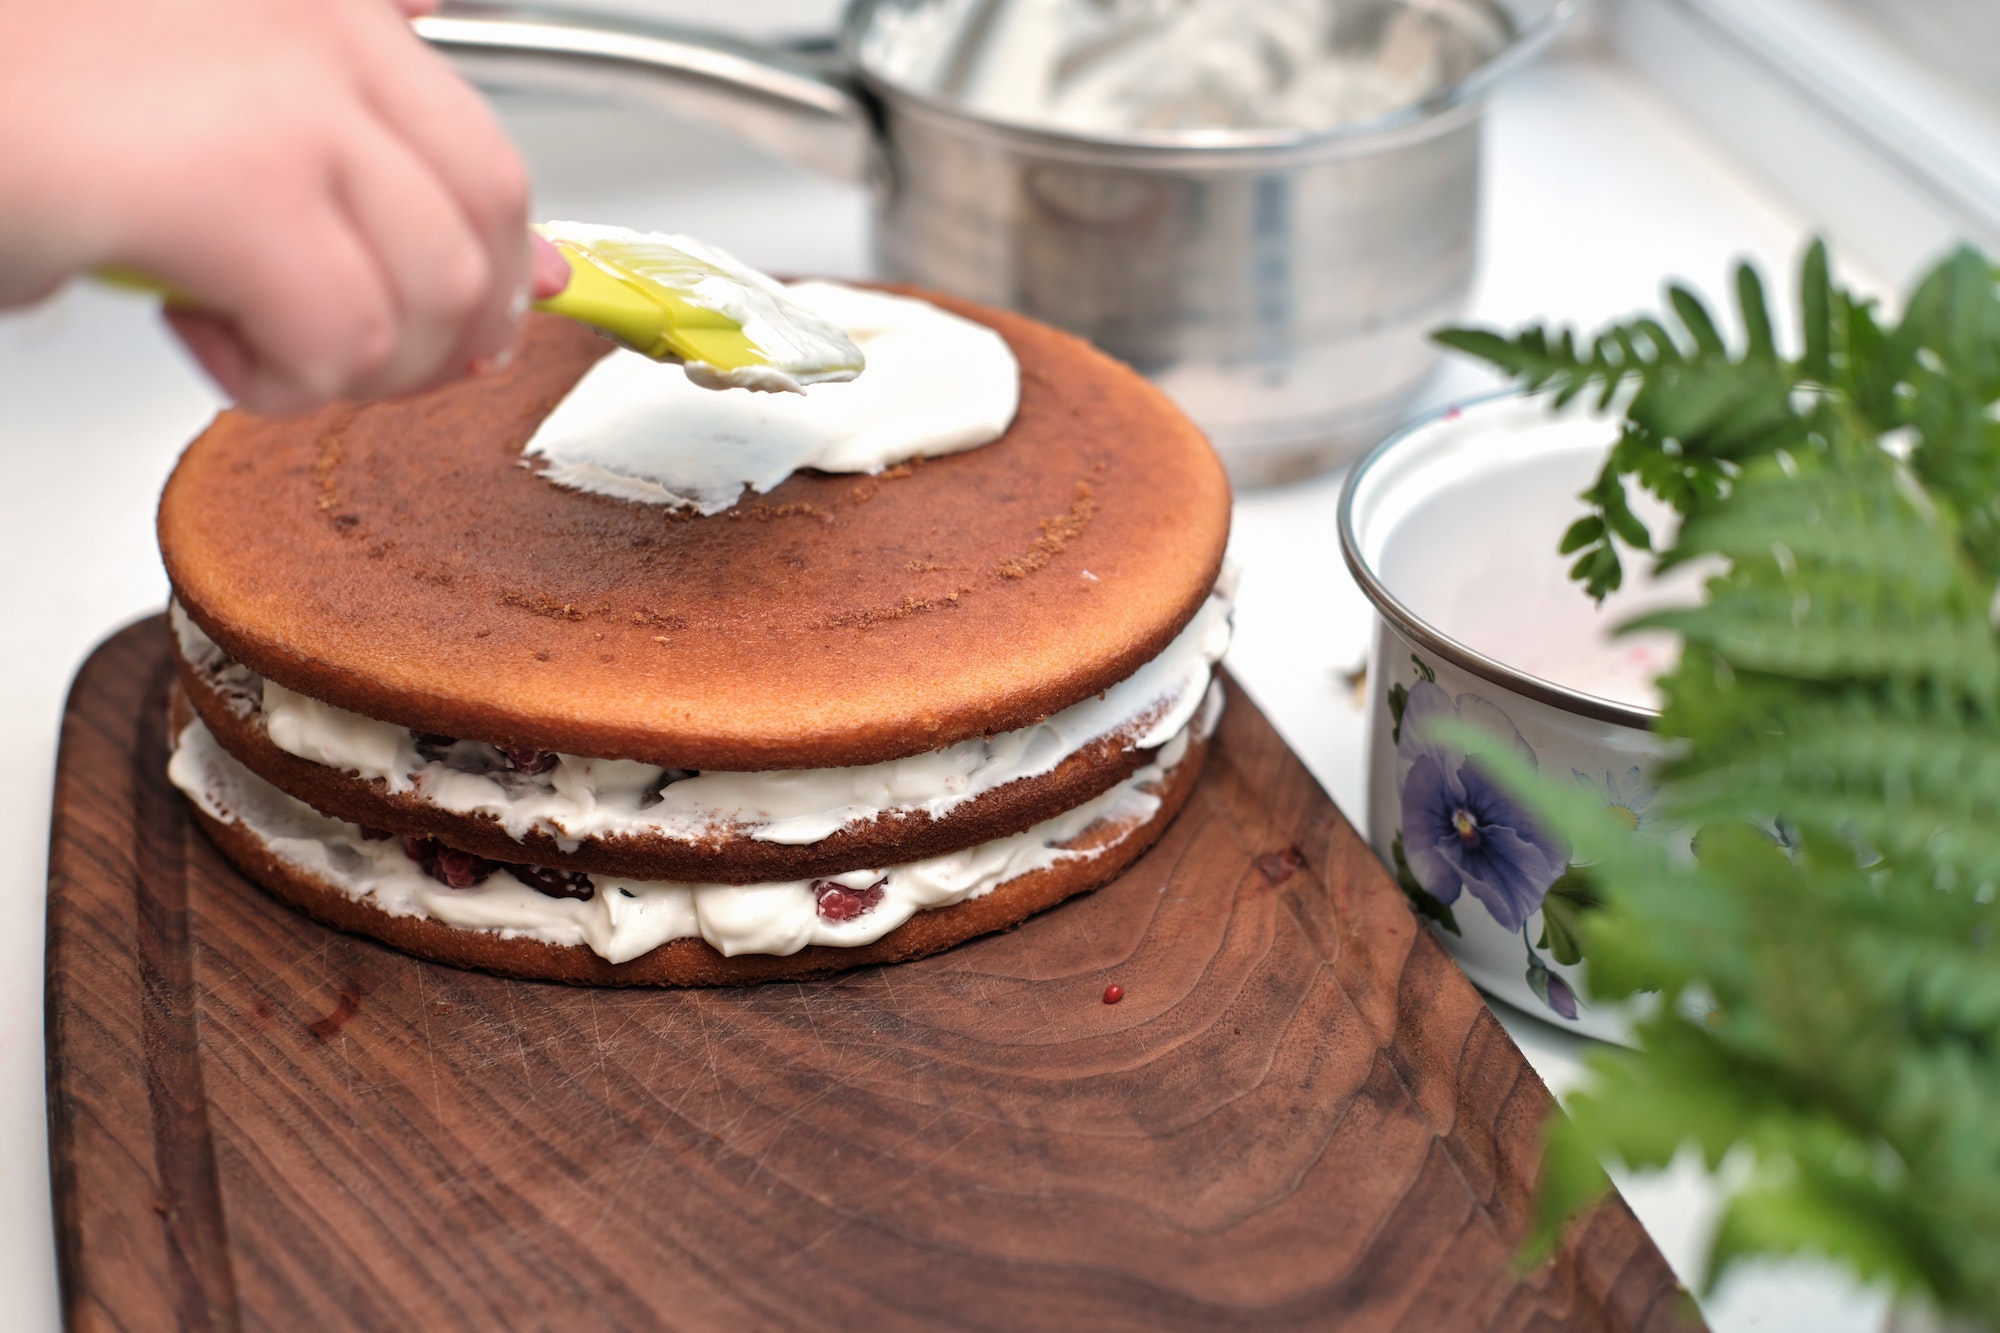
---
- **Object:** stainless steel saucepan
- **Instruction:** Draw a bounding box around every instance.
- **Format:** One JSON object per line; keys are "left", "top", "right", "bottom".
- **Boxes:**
{"left": 421, "top": 0, "right": 1574, "bottom": 483}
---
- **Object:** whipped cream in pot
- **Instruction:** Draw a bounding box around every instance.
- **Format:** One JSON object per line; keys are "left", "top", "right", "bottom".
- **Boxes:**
{"left": 860, "top": 0, "right": 1509, "bottom": 138}
{"left": 523, "top": 281, "right": 1021, "bottom": 516}
{"left": 171, "top": 582, "right": 1233, "bottom": 850}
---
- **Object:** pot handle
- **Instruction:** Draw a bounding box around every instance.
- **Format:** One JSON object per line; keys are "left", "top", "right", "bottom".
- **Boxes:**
{"left": 414, "top": 7, "right": 875, "bottom": 185}
{"left": 1449, "top": 0, "right": 1581, "bottom": 106}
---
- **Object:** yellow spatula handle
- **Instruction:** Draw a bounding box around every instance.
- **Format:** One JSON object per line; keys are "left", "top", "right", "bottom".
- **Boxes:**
{"left": 94, "top": 267, "right": 193, "bottom": 304}
{"left": 101, "top": 248, "right": 774, "bottom": 375}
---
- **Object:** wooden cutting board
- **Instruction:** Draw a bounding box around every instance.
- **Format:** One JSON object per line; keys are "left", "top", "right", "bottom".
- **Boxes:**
{"left": 46, "top": 617, "right": 1698, "bottom": 1332}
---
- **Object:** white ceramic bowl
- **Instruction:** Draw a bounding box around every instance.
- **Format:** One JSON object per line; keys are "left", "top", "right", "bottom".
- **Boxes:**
{"left": 1339, "top": 393, "right": 1698, "bottom": 1042}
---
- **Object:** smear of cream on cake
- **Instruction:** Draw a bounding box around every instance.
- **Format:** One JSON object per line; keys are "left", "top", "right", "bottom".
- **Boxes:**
{"left": 523, "top": 282, "right": 1021, "bottom": 516}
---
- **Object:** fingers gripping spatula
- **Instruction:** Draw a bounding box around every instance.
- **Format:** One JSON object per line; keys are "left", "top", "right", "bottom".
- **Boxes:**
{"left": 103, "top": 222, "right": 865, "bottom": 395}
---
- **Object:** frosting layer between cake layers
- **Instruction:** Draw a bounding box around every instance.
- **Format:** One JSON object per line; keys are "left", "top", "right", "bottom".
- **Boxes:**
{"left": 170, "top": 580, "right": 1233, "bottom": 851}
{"left": 168, "top": 688, "right": 1221, "bottom": 963}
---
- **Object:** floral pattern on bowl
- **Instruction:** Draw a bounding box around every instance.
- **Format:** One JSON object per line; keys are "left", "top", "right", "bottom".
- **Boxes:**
{"left": 1379, "top": 649, "right": 1663, "bottom": 1034}
{"left": 1340, "top": 392, "right": 1689, "bottom": 1042}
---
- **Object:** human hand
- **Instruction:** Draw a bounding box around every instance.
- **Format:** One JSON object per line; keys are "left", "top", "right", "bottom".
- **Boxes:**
{"left": 0, "top": 0, "right": 566, "bottom": 412}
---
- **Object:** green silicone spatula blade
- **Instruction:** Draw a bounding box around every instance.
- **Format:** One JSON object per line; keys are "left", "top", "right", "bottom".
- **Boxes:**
{"left": 532, "top": 222, "right": 864, "bottom": 393}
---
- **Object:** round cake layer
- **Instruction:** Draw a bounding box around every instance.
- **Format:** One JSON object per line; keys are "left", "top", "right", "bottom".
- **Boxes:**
{"left": 175, "top": 716, "right": 1208, "bottom": 987}
{"left": 158, "top": 287, "right": 1232, "bottom": 771}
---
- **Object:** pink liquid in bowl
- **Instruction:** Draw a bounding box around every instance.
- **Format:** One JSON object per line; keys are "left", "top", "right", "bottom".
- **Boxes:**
{"left": 1375, "top": 438, "right": 1708, "bottom": 714}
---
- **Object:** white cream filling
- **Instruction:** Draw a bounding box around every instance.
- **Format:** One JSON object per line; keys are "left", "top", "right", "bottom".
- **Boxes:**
{"left": 524, "top": 281, "right": 1021, "bottom": 516}
{"left": 167, "top": 695, "right": 1217, "bottom": 964}
{"left": 171, "top": 579, "right": 1233, "bottom": 852}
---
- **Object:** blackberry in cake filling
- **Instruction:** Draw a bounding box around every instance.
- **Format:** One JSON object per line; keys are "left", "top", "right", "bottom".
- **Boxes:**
{"left": 413, "top": 732, "right": 559, "bottom": 777}
{"left": 508, "top": 863, "right": 596, "bottom": 901}
{"left": 500, "top": 746, "right": 559, "bottom": 775}
{"left": 407, "top": 726, "right": 695, "bottom": 801}
{"left": 399, "top": 835, "right": 595, "bottom": 901}
{"left": 412, "top": 733, "right": 461, "bottom": 764}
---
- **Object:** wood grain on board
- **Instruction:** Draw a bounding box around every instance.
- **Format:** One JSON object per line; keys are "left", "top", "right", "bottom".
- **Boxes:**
{"left": 46, "top": 617, "right": 1699, "bottom": 1331}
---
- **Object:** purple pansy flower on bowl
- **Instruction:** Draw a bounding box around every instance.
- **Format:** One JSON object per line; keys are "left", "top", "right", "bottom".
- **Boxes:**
{"left": 1396, "top": 679, "right": 1568, "bottom": 935}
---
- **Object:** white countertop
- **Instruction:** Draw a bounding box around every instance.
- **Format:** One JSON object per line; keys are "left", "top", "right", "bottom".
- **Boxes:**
{"left": 0, "top": 51, "right": 1889, "bottom": 1331}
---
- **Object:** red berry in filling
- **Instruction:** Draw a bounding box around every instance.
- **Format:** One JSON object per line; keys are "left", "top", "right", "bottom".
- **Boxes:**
{"left": 434, "top": 846, "right": 491, "bottom": 889}
{"left": 399, "top": 835, "right": 494, "bottom": 888}
{"left": 1103, "top": 984, "right": 1124, "bottom": 1005}
{"left": 813, "top": 877, "right": 886, "bottom": 923}
{"left": 501, "top": 746, "right": 559, "bottom": 775}
{"left": 398, "top": 834, "right": 593, "bottom": 901}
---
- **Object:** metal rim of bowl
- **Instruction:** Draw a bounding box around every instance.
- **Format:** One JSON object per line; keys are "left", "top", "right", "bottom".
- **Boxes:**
{"left": 1336, "top": 391, "right": 1661, "bottom": 732}
{"left": 837, "top": 0, "right": 1549, "bottom": 165}
{"left": 858, "top": 71, "right": 1488, "bottom": 167}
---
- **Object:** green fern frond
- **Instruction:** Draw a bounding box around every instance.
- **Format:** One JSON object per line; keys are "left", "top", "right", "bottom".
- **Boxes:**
{"left": 1639, "top": 574, "right": 2000, "bottom": 695}
{"left": 1667, "top": 712, "right": 2000, "bottom": 884}
{"left": 1658, "top": 453, "right": 1970, "bottom": 590}
{"left": 1435, "top": 240, "right": 2000, "bottom": 1324}
{"left": 1436, "top": 255, "right": 1818, "bottom": 600}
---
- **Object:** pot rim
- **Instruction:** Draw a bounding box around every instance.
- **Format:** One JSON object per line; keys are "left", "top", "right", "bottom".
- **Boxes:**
{"left": 838, "top": 0, "right": 1573, "bottom": 166}
{"left": 1336, "top": 390, "right": 1661, "bottom": 732}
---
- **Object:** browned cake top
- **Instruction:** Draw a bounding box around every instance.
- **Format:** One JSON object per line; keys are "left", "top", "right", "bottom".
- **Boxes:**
{"left": 158, "top": 290, "right": 1230, "bottom": 771}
